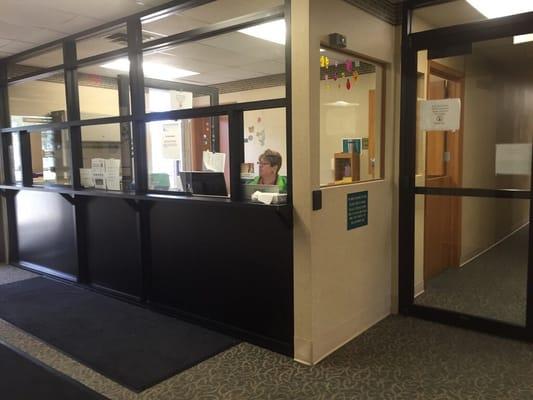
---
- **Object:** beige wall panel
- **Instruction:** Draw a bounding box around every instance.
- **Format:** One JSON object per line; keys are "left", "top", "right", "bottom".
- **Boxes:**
{"left": 291, "top": 0, "right": 397, "bottom": 363}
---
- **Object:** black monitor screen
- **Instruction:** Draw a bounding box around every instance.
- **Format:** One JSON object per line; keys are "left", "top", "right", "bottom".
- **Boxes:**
{"left": 180, "top": 171, "right": 228, "bottom": 196}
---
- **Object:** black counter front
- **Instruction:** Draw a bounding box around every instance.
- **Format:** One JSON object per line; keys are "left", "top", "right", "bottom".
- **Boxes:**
{"left": 7, "top": 187, "right": 293, "bottom": 356}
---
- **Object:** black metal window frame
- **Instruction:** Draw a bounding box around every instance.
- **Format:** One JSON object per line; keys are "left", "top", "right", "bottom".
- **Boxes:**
{"left": 399, "top": 0, "right": 533, "bottom": 341}
{"left": 0, "top": 0, "right": 292, "bottom": 204}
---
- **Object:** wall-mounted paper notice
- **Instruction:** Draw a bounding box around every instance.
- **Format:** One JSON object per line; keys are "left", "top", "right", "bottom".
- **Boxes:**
{"left": 495, "top": 143, "right": 532, "bottom": 175}
{"left": 203, "top": 151, "right": 226, "bottom": 173}
{"left": 419, "top": 98, "right": 461, "bottom": 131}
{"left": 162, "top": 123, "right": 181, "bottom": 159}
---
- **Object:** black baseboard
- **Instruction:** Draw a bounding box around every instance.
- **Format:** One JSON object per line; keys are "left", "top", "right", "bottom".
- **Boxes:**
{"left": 147, "top": 300, "right": 293, "bottom": 357}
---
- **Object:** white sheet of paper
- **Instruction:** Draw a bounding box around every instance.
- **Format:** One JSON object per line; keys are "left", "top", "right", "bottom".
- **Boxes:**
{"left": 162, "top": 123, "right": 181, "bottom": 159}
{"left": 419, "top": 98, "right": 461, "bottom": 131}
{"left": 203, "top": 151, "right": 226, "bottom": 173}
{"left": 104, "top": 158, "right": 121, "bottom": 177}
{"left": 495, "top": 143, "right": 532, "bottom": 175}
{"left": 80, "top": 168, "right": 94, "bottom": 188}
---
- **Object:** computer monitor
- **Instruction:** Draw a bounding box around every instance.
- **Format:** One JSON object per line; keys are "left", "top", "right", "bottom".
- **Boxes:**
{"left": 180, "top": 171, "right": 228, "bottom": 196}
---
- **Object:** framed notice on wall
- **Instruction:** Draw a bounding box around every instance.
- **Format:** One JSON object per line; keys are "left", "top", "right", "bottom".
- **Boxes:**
{"left": 347, "top": 191, "right": 368, "bottom": 230}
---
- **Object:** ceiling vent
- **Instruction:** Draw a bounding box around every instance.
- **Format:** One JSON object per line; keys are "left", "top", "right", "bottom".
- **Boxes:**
{"left": 105, "top": 31, "right": 157, "bottom": 45}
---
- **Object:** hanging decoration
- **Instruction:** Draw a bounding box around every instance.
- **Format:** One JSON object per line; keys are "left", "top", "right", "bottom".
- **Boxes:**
{"left": 320, "top": 55, "right": 329, "bottom": 69}
{"left": 345, "top": 59, "right": 353, "bottom": 73}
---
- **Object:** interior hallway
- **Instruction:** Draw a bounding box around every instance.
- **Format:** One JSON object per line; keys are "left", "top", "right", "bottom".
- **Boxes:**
{"left": 416, "top": 226, "right": 528, "bottom": 326}
{"left": 1, "top": 265, "right": 533, "bottom": 399}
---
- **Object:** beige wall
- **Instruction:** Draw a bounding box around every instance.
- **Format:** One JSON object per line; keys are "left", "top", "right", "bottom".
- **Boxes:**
{"left": 293, "top": 0, "right": 397, "bottom": 364}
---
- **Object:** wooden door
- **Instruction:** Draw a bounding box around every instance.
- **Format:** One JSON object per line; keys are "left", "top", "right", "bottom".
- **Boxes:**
{"left": 424, "top": 65, "right": 463, "bottom": 281}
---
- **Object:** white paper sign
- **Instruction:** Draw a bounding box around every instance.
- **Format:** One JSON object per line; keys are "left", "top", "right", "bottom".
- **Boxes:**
{"left": 495, "top": 143, "right": 532, "bottom": 175}
{"left": 162, "top": 123, "right": 181, "bottom": 159}
{"left": 419, "top": 98, "right": 461, "bottom": 131}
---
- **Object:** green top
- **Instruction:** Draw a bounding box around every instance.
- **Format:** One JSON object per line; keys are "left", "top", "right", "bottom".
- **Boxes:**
{"left": 249, "top": 175, "right": 287, "bottom": 193}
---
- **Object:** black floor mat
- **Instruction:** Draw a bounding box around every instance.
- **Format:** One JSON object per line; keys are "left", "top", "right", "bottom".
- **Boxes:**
{"left": 0, "top": 341, "right": 108, "bottom": 399}
{"left": 0, "top": 277, "right": 238, "bottom": 392}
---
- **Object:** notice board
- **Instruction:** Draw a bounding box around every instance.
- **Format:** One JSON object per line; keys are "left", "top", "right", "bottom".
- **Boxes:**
{"left": 347, "top": 191, "right": 368, "bottom": 230}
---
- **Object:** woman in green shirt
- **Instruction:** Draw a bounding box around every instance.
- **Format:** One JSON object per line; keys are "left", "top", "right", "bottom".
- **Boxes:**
{"left": 249, "top": 149, "right": 287, "bottom": 192}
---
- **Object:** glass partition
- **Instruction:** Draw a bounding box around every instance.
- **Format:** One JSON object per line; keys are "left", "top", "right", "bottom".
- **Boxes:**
{"left": 76, "top": 24, "right": 128, "bottom": 60}
{"left": 241, "top": 107, "right": 287, "bottom": 203}
{"left": 7, "top": 46, "right": 63, "bottom": 80}
{"left": 8, "top": 71, "right": 67, "bottom": 126}
{"left": 30, "top": 129, "right": 71, "bottom": 186}
{"left": 80, "top": 123, "right": 134, "bottom": 191}
{"left": 78, "top": 56, "right": 130, "bottom": 120}
{"left": 141, "top": 0, "right": 284, "bottom": 43}
{"left": 411, "top": 0, "right": 486, "bottom": 33}
{"left": 416, "top": 35, "right": 533, "bottom": 191}
{"left": 8, "top": 133, "right": 22, "bottom": 184}
{"left": 146, "top": 116, "right": 229, "bottom": 197}
{"left": 414, "top": 194, "right": 528, "bottom": 326}
{"left": 143, "top": 27, "right": 286, "bottom": 113}
{"left": 319, "top": 48, "right": 384, "bottom": 186}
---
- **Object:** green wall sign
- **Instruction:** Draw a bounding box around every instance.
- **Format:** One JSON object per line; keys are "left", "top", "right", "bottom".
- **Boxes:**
{"left": 347, "top": 191, "right": 368, "bottom": 230}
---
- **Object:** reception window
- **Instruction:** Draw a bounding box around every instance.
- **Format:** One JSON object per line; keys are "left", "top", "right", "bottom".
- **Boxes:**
{"left": 147, "top": 116, "right": 229, "bottom": 197}
{"left": 241, "top": 108, "right": 287, "bottom": 203}
{"left": 319, "top": 48, "right": 384, "bottom": 187}
{"left": 80, "top": 123, "right": 134, "bottom": 191}
{"left": 30, "top": 129, "right": 71, "bottom": 186}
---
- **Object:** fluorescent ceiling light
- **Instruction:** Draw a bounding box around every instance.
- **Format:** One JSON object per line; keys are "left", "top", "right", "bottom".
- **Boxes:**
{"left": 466, "top": 0, "right": 533, "bottom": 18}
{"left": 320, "top": 48, "right": 326, "bottom": 52}
{"left": 513, "top": 33, "right": 533, "bottom": 44}
{"left": 101, "top": 58, "right": 198, "bottom": 80}
{"left": 324, "top": 101, "right": 359, "bottom": 107}
{"left": 238, "top": 19, "right": 285, "bottom": 45}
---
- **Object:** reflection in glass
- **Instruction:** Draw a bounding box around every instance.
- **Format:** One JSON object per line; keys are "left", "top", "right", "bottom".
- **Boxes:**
{"left": 416, "top": 35, "right": 533, "bottom": 191}
{"left": 9, "top": 133, "right": 22, "bottom": 184}
{"left": 9, "top": 72, "right": 67, "bottom": 124}
{"left": 7, "top": 46, "right": 63, "bottom": 80}
{"left": 411, "top": 1, "right": 485, "bottom": 33}
{"left": 142, "top": 26, "right": 285, "bottom": 113}
{"left": 78, "top": 57, "right": 130, "bottom": 120}
{"left": 414, "top": 195, "right": 528, "bottom": 326}
{"left": 76, "top": 25, "right": 128, "bottom": 60}
{"left": 30, "top": 130, "right": 71, "bottom": 186}
{"left": 319, "top": 49, "right": 383, "bottom": 186}
{"left": 141, "top": 0, "right": 283, "bottom": 43}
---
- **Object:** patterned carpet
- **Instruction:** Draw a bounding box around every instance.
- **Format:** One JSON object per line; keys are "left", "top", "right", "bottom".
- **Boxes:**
{"left": 415, "top": 226, "right": 528, "bottom": 326}
{"left": 1, "top": 264, "right": 533, "bottom": 399}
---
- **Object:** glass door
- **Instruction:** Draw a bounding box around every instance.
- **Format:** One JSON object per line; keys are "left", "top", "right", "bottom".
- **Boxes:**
{"left": 400, "top": 10, "right": 533, "bottom": 338}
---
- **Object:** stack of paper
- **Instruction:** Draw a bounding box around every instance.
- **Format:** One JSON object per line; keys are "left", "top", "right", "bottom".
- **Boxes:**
{"left": 91, "top": 158, "right": 106, "bottom": 189}
{"left": 86, "top": 158, "right": 122, "bottom": 190}
{"left": 104, "top": 159, "right": 121, "bottom": 190}
{"left": 80, "top": 168, "right": 94, "bottom": 188}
